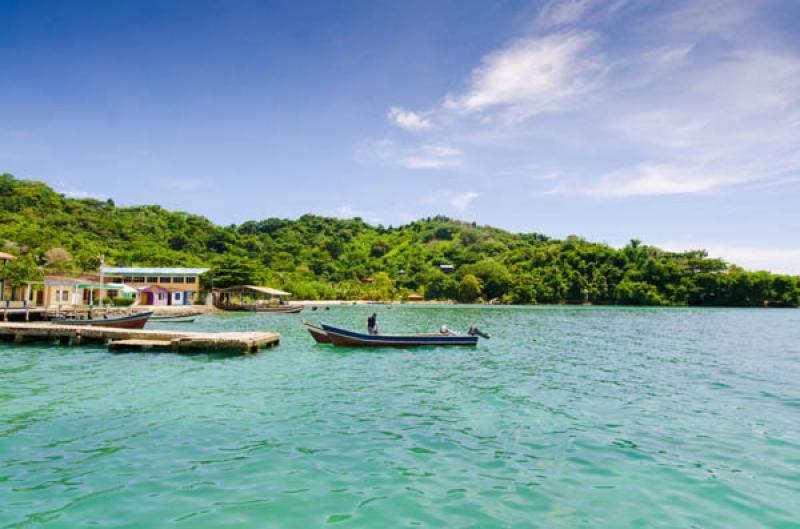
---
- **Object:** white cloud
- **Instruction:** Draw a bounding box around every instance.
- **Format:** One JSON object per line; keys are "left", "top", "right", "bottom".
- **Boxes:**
{"left": 334, "top": 205, "right": 383, "bottom": 223}
{"left": 424, "top": 190, "right": 479, "bottom": 211}
{"left": 387, "top": 107, "right": 431, "bottom": 130}
{"left": 568, "top": 164, "right": 731, "bottom": 197}
{"left": 372, "top": 0, "right": 800, "bottom": 200}
{"left": 54, "top": 182, "right": 107, "bottom": 200}
{"left": 63, "top": 190, "right": 92, "bottom": 198}
{"left": 443, "top": 31, "right": 602, "bottom": 121}
{"left": 658, "top": 242, "right": 800, "bottom": 275}
{"left": 404, "top": 144, "right": 462, "bottom": 169}
{"left": 357, "top": 139, "right": 462, "bottom": 170}
{"left": 661, "top": 0, "right": 761, "bottom": 36}
{"left": 536, "top": 0, "right": 594, "bottom": 28}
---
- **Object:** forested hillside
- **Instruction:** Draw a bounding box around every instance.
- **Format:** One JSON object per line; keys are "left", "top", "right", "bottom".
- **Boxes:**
{"left": 1, "top": 173, "right": 798, "bottom": 306}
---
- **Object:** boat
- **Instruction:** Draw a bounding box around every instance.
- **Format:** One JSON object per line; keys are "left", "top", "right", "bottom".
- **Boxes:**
{"left": 215, "top": 285, "right": 302, "bottom": 313}
{"left": 149, "top": 313, "right": 199, "bottom": 323}
{"left": 303, "top": 321, "right": 331, "bottom": 343}
{"left": 319, "top": 323, "right": 480, "bottom": 347}
{"left": 255, "top": 305, "right": 304, "bottom": 314}
{"left": 52, "top": 311, "right": 153, "bottom": 329}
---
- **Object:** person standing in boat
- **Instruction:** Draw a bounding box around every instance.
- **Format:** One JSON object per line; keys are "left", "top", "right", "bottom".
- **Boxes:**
{"left": 367, "top": 313, "right": 379, "bottom": 335}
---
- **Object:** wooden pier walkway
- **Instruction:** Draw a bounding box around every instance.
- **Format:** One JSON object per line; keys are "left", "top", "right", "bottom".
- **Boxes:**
{"left": 0, "top": 322, "right": 279, "bottom": 354}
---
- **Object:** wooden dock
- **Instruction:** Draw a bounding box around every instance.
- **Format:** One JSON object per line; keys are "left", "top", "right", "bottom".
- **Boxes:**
{"left": 0, "top": 322, "right": 279, "bottom": 354}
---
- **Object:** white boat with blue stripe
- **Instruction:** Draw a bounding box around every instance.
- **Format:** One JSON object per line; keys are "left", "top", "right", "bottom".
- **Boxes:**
{"left": 319, "top": 323, "right": 481, "bottom": 347}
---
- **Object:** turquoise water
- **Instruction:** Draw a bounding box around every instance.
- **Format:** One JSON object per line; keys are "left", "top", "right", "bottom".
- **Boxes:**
{"left": 1, "top": 306, "right": 799, "bottom": 528}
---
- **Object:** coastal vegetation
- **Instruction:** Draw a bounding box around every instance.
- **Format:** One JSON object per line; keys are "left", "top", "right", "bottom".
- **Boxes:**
{"left": 1, "top": 173, "right": 798, "bottom": 307}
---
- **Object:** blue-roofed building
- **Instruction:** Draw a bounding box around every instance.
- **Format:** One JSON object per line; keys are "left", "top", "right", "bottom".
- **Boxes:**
{"left": 101, "top": 267, "right": 209, "bottom": 306}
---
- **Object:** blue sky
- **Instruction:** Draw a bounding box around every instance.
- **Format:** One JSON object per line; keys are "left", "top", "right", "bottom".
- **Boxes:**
{"left": 1, "top": 0, "right": 799, "bottom": 273}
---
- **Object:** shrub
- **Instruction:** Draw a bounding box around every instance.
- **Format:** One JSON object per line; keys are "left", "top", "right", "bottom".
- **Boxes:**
{"left": 112, "top": 297, "right": 135, "bottom": 307}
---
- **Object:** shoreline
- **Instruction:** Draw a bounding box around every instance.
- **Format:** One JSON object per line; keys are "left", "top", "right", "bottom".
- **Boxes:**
{"left": 290, "top": 299, "right": 455, "bottom": 306}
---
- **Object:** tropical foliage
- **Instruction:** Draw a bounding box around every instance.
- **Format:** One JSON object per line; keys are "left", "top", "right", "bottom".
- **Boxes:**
{"left": 1, "top": 173, "right": 798, "bottom": 306}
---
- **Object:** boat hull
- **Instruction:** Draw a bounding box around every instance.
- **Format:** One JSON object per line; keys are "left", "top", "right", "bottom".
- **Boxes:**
{"left": 303, "top": 322, "right": 331, "bottom": 343}
{"left": 320, "top": 324, "right": 478, "bottom": 347}
{"left": 220, "top": 304, "right": 304, "bottom": 314}
{"left": 255, "top": 306, "right": 304, "bottom": 314}
{"left": 150, "top": 313, "right": 202, "bottom": 322}
{"left": 52, "top": 311, "right": 153, "bottom": 329}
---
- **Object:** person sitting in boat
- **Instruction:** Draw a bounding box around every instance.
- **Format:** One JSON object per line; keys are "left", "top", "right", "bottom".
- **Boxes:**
{"left": 367, "top": 313, "right": 379, "bottom": 335}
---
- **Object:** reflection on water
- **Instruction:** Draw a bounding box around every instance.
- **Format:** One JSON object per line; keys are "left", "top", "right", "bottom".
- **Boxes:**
{"left": 1, "top": 306, "right": 799, "bottom": 527}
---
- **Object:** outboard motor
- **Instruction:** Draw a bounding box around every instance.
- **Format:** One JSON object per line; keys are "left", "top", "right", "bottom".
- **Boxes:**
{"left": 467, "top": 325, "right": 490, "bottom": 339}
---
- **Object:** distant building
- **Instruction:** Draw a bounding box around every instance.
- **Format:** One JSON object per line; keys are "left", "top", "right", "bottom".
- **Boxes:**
{"left": 439, "top": 264, "right": 455, "bottom": 274}
{"left": 39, "top": 274, "right": 125, "bottom": 306}
{"left": 0, "top": 251, "right": 16, "bottom": 303}
{"left": 101, "top": 267, "right": 209, "bottom": 305}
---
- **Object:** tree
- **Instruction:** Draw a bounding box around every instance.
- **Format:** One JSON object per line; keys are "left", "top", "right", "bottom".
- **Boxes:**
{"left": 42, "top": 247, "right": 73, "bottom": 271}
{"left": 2, "top": 254, "right": 43, "bottom": 288}
{"left": 462, "top": 259, "right": 511, "bottom": 300}
{"left": 370, "top": 240, "right": 390, "bottom": 258}
{"left": 457, "top": 274, "right": 482, "bottom": 303}
{"left": 425, "top": 272, "right": 457, "bottom": 300}
{"left": 615, "top": 280, "right": 664, "bottom": 305}
{"left": 0, "top": 173, "right": 796, "bottom": 308}
{"left": 208, "top": 255, "right": 261, "bottom": 288}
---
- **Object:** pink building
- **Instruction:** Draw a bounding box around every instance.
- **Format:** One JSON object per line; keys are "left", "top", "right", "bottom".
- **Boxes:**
{"left": 137, "top": 285, "right": 170, "bottom": 306}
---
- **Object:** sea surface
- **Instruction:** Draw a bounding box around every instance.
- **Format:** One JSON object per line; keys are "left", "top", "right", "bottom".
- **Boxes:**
{"left": 1, "top": 305, "right": 798, "bottom": 528}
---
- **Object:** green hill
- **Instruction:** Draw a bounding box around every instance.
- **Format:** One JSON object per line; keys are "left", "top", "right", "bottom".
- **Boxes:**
{"left": 1, "top": 173, "right": 798, "bottom": 306}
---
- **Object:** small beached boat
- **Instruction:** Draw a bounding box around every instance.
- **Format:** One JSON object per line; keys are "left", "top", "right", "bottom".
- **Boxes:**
{"left": 319, "top": 323, "right": 480, "bottom": 347}
{"left": 149, "top": 313, "right": 199, "bottom": 323}
{"left": 303, "top": 321, "right": 331, "bottom": 343}
{"left": 255, "top": 305, "right": 304, "bottom": 314}
{"left": 52, "top": 311, "right": 153, "bottom": 329}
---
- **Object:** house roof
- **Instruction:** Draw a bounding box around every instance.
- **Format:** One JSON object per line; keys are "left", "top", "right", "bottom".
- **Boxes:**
{"left": 107, "top": 283, "right": 138, "bottom": 293}
{"left": 137, "top": 285, "right": 170, "bottom": 293}
{"left": 101, "top": 267, "right": 209, "bottom": 276}
{"left": 42, "top": 275, "right": 117, "bottom": 288}
{"left": 0, "top": 251, "right": 16, "bottom": 260}
{"left": 40, "top": 278, "right": 123, "bottom": 289}
{"left": 218, "top": 285, "right": 291, "bottom": 297}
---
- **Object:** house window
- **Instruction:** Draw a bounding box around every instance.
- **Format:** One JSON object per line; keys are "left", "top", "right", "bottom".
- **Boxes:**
{"left": 174, "top": 292, "right": 182, "bottom": 300}
{"left": 61, "top": 291, "right": 69, "bottom": 302}
{"left": 133, "top": 277, "right": 145, "bottom": 283}
{"left": 160, "top": 277, "right": 172, "bottom": 283}
{"left": 146, "top": 277, "right": 158, "bottom": 283}
{"left": 173, "top": 277, "right": 185, "bottom": 284}
{"left": 185, "top": 277, "right": 196, "bottom": 284}
{"left": 157, "top": 293, "right": 164, "bottom": 301}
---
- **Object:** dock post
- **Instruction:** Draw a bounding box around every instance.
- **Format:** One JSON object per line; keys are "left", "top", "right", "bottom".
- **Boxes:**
{"left": 24, "top": 301, "right": 29, "bottom": 322}
{"left": 73, "top": 332, "right": 83, "bottom": 346}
